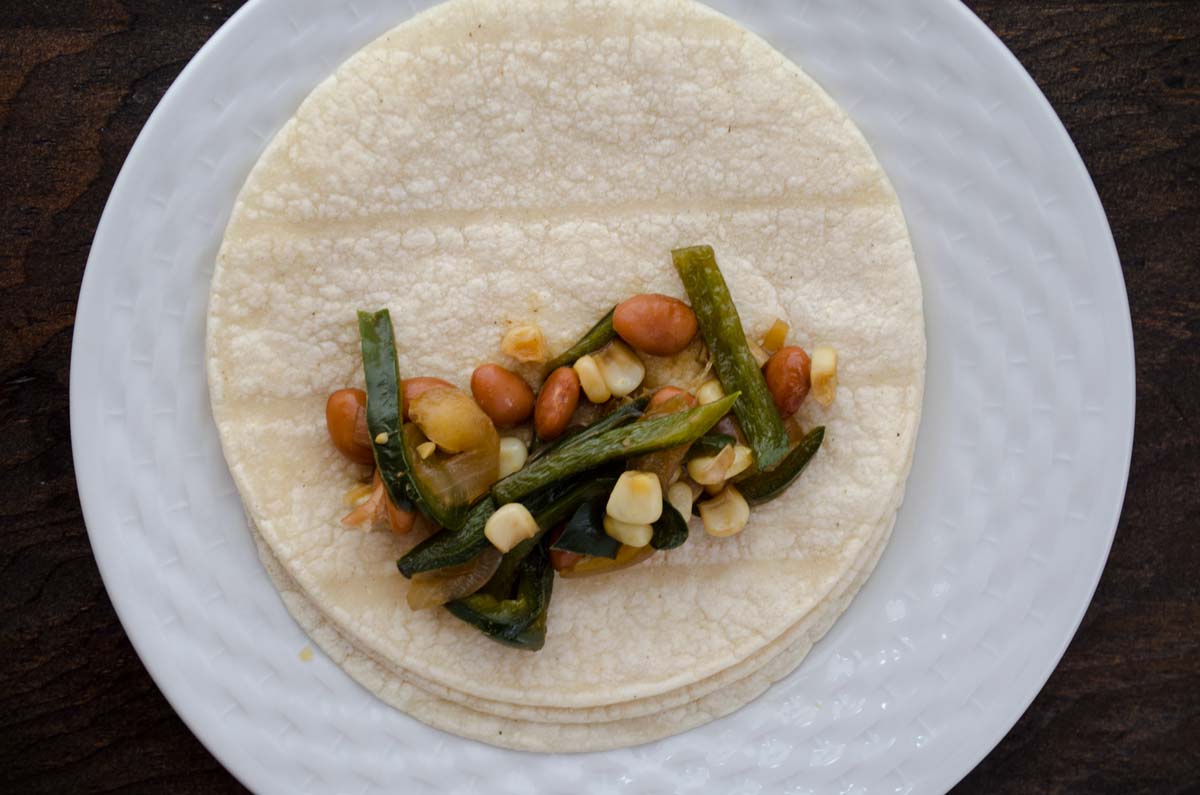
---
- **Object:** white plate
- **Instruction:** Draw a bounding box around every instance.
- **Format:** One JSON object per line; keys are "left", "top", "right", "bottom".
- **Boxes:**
{"left": 70, "top": 0, "right": 1133, "bottom": 792}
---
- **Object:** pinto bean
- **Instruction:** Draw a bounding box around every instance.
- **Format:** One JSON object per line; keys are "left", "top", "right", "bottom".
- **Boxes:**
{"left": 534, "top": 367, "right": 581, "bottom": 440}
{"left": 470, "top": 364, "right": 534, "bottom": 427}
{"left": 612, "top": 294, "right": 698, "bottom": 356}
{"left": 325, "top": 389, "right": 374, "bottom": 465}
{"left": 646, "top": 386, "right": 698, "bottom": 413}
{"left": 762, "top": 346, "right": 811, "bottom": 417}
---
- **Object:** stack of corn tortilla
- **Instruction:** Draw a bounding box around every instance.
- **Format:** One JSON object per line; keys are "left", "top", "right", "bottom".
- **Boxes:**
{"left": 207, "top": 0, "right": 925, "bottom": 751}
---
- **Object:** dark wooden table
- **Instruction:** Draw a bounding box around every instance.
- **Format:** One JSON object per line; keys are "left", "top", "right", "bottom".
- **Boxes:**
{"left": 2, "top": 1, "right": 1197, "bottom": 792}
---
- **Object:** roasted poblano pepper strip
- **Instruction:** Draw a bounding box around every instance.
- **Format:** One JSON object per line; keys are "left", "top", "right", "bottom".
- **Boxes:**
{"left": 685, "top": 433, "right": 738, "bottom": 460}
{"left": 551, "top": 498, "right": 621, "bottom": 558}
{"left": 528, "top": 397, "right": 647, "bottom": 462}
{"left": 528, "top": 474, "right": 619, "bottom": 531}
{"left": 672, "top": 246, "right": 789, "bottom": 470}
{"left": 357, "top": 310, "right": 412, "bottom": 512}
{"left": 445, "top": 546, "right": 554, "bottom": 651}
{"left": 492, "top": 393, "right": 740, "bottom": 504}
{"left": 509, "top": 602, "right": 550, "bottom": 650}
{"left": 736, "top": 426, "right": 825, "bottom": 505}
{"left": 399, "top": 473, "right": 618, "bottom": 577}
{"left": 651, "top": 501, "right": 689, "bottom": 550}
{"left": 358, "top": 309, "right": 467, "bottom": 529}
{"left": 398, "top": 497, "right": 496, "bottom": 578}
{"left": 542, "top": 307, "right": 616, "bottom": 376}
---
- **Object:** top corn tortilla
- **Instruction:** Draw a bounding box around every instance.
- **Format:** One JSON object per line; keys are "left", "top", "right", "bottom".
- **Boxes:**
{"left": 207, "top": 0, "right": 925, "bottom": 714}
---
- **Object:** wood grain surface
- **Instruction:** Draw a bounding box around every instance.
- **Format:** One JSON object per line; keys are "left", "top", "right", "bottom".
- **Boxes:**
{"left": 1, "top": 1, "right": 1196, "bottom": 792}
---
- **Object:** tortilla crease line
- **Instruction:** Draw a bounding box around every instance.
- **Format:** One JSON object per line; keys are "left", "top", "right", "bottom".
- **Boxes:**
{"left": 206, "top": 0, "right": 926, "bottom": 747}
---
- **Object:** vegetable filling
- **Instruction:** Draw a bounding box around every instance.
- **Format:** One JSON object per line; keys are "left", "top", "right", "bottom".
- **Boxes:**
{"left": 321, "top": 248, "right": 836, "bottom": 649}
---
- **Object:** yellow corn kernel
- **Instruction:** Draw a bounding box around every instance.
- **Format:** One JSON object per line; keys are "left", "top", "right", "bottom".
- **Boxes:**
{"left": 497, "top": 437, "right": 528, "bottom": 478}
{"left": 416, "top": 441, "right": 437, "bottom": 459}
{"left": 606, "top": 471, "right": 663, "bottom": 525}
{"left": 762, "top": 318, "right": 790, "bottom": 353}
{"left": 699, "top": 484, "right": 750, "bottom": 537}
{"left": 602, "top": 515, "right": 654, "bottom": 548}
{"left": 667, "top": 481, "right": 695, "bottom": 518}
{"left": 695, "top": 379, "right": 725, "bottom": 405}
{"left": 573, "top": 354, "right": 611, "bottom": 403}
{"left": 686, "top": 444, "right": 735, "bottom": 486}
{"left": 594, "top": 340, "right": 645, "bottom": 398}
{"left": 726, "top": 444, "right": 755, "bottom": 479}
{"left": 811, "top": 345, "right": 838, "bottom": 407}
{"left": 501, "top": 324, "right": 549, "bottom": 363}
{"left": 484, "top": 503, "right": 539, "bottom": 553}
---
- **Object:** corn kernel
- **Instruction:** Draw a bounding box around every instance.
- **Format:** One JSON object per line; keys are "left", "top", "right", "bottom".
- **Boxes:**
{"left": 667, "top": 481, "right": 695, "bottom": 519}
{"left": 416, "top": 441, "right": 437, "bottom": 459}
{"left": 602, "top": 515, "right": 654, "bottom": 548}
{"left": 501, "top": 324, "right": 549, "bottom": 363}
{"left": 484, "top": 503, "right": 539, "bottom": 553}
{"left": 686, "top": 444, "right": 735, "bottom": 485}
{"left": 696, "top": 379, "right": 725, "bottom": 405}
{"left": 726, "top": 444, "right": 755, "bottom": 479}
{"left": 594, "top": 340, "right": 645, "bottom": 398}
{"left": 762, "top": 318, "right": 790, "bottom": 353}
{"left": 573, "top": 354, "right": 612, "bottom": 403}
{"left": 606, "top": 471, "right": 663, "bottom": 525}
{"left": 811, "top": 345, "right": 838, "bottom": 407}
{"left": 497, "top": 437, "right": 528, "bottom": 478}
{"left": 699, "top": 484, "right": 750, "bottom": 537}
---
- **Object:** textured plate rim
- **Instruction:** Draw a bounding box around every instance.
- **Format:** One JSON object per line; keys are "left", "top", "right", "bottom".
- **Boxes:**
{"left": 68, "top": 1, "right": 1135, "bottom": 792}
{"left": 70, "top": 1, "right": 281, "bottom": 790}
{"left": 909, "top": 5, "right": 1133, "bottom": 791}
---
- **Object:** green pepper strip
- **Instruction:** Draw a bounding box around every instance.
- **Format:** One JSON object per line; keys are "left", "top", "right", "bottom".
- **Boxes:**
{"left": 736, "top": 427, "right": 825, "bottom": 505}
{"left": 492, "top": 394, "right": 740, "bottom": 505}
{"left": 650, "top": 501, "right": 689, "bottom": 550}
{"left": 509, "top": 602, "right": 550, "bottom": 650}
{"left": 541, "top": 307, "right": 616, "bottom": 376}
{"left": 357, "top": 309, "right": 466, "bottom": 529}
{"left": 528, "top": 474, "right": 619, "bottom": 532}
{"left": 672, "top": 246, "right": 790, "bottom": 470}
{"left": 421, "top": 437, "right": 627, "bottom": 649}
{"left": 685, "top": 433, "right": 738, "bottom": 461}
{"left": 528, "top": 397, "right": 647, "bottom": 463}
{"left": 551, "top": 497, "right": 621, "bottom": 558}
{"left": 398, "top": 473, "right": 619, "bottom": 578}
{"left": 445, "top": 547, "right": 554, "bottom": 651}
{"left": 397, "top": 497, "right": 495, "bottom": 578}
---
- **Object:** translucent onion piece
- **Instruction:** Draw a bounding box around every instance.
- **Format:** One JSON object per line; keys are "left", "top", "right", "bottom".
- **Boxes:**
{"left": 341, "top": 476, "right": 385, "bottom": 526}
{"left": 783, "top": 415, "right": 807, "bottom": 445}
{"left": 409, "top": 387, "right": 499, "bottom": 454}
{"left": 406, "top": 548, "right": 503, "bottom": 610}
{"left": 404, "top": 423, "right": 500, "bottom": 508}
{"left": 557, "top": 544, "right": 654, "bottom": 579}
